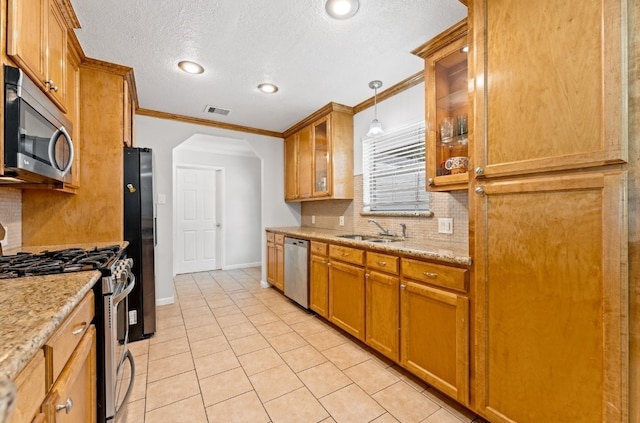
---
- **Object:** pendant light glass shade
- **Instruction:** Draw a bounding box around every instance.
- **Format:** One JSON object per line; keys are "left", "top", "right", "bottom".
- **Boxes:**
{"left": 367, "top": 80, "right": 384, "bottom": 137}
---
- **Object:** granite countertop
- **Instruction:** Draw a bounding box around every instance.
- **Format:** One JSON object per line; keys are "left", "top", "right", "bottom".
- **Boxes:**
{"left": 266, "top": 226, "right": 472, "bottom": 266}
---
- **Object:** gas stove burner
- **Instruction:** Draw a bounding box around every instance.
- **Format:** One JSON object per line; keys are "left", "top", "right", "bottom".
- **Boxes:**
{"left": 0, "top": 245, "right": 123, "bottom": 278}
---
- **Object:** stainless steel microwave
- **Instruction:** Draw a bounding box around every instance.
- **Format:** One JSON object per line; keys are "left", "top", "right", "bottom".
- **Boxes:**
{"left": 3, "top": 65, "right": 74, "bottom": 184}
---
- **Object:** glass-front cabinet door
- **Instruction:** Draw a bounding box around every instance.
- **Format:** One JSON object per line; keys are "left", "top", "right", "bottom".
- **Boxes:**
{"left": 414, "top": 20, "right": 469, "bottom": 192}
{"left": 312, "top": 116, "right": 331, "bottom": 198}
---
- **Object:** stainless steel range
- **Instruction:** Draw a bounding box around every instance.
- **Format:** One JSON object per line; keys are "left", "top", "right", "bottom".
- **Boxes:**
{"left": 0, "top": 245, "right": 136, "bottom": 422}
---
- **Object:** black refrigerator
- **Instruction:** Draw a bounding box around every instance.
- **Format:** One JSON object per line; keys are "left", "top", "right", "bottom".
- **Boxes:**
{"left": 124, "top": 147, "right": 156, "bottom": 342}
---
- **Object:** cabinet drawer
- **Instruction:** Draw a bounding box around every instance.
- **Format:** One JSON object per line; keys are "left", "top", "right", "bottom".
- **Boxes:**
{"left": 42, "top": 326, "right": 96, "bottom": 423}
{"left": 274, "top": 234, "right": 285, "bottom": 245}
{"left": 401, "top": 258, "right": 467, "bottom": 292}
{"left": 329, "top": 244, "right": 364, "bottom": 266}
{"left": 366, "top": 252, "right": 399, "bottom": 275}
{"left": 267, "top": 232, "right": 274, "bottom": 242}
{"left": 9, "top": 351, "right": 45, "bottom": 423}
{"left": 44, "top": 291, "right": 94, "bottom": 387}
{"left": 310, "top": 241, "right": 328, "bottom": 256}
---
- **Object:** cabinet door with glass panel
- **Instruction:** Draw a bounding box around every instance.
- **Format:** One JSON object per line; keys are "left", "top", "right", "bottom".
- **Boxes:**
{"left": 413, "top": 20, "right": 469, "bottom": 192}
{"left": 312, "top": 115, "right": 331, "bottom": 198}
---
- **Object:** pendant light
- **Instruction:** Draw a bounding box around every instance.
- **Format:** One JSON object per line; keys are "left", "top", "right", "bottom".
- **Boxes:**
{"left": 367, "top": 80, "right": 384, "bottom": 137}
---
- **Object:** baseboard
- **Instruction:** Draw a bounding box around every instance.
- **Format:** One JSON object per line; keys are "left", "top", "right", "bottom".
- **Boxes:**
{"left": 222, "top": 261, "right": 262, "bottom": 270}
{"left": 260, "top": 280, "right": 271, "bottom": 288}
{"left": 156, "top": 296, "right": 175, "bottom": 306}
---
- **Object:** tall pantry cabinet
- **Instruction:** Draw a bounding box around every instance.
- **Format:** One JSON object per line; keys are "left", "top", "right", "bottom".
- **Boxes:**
{"left": 469, "top": 1, "right": 629, "bottom": 422}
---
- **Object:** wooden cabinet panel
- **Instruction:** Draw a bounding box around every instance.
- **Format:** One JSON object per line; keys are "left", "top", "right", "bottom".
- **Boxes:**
{"left": 284, "top": 135, "right": 298, "bottom": 200}
{"left": 400, "top": 280, "right": 469, "bottom": 404}
{"left": 365, "top": 270, "right": 399, "bottom": 361}
{"left": 310, "top": 241, "right": 327, "bottom": 256}
{"left": 310, "top": 253, "right": 330, "bottom": 318}
{"left": 472, "top": 0, "right": 626, "bottom": 179}
{"left": 297, "top": 126, "right": 313, "bottom": 200}
{"left": 44, "top": 291, "right": 94, "bottom": 387}
{"left": 329, "top": 244, "right": 364, "bottom": 266}
{"left": 42, "top": 325, "right": 96, "bottom": 423}
{"left": 46, "top": 0, "right": 67, "bottom": 107}
{"left": 8, "top": 351, "right": 46, "bottom": 423}
{"left": 401, "top": 258, "right": 467, "bottom": 292}
{"left": 366, "top": 252, "right": 399, "bottom": 275}
{"left": 328, "top": 259, "right": 365, "bottom": 340}
{"left": 473, "top": 171, "right": 627, "bottom": 422}
{"left": 275, "top": 242, "right": 284, "bottom": 291}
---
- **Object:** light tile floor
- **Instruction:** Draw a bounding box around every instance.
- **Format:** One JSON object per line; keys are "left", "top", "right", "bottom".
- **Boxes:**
{"left": 119, "top": 267, "right": 488, "bottom": 423}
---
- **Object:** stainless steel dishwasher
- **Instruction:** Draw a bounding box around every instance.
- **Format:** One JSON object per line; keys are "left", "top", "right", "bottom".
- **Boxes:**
{"left": 284, "top": 237, "right": 309, "bottom": 308}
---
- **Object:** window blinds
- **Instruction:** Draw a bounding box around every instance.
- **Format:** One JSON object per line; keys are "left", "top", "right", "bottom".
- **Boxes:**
{"left": 363, "top": 121, "right": 428, "bottom": 211}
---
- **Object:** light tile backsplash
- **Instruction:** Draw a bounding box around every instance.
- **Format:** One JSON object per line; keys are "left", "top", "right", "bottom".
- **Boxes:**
{"left": 0, "top": 188, "right": 22, "bottom": 251}
{"left": 301, "top": 175, "right": 469, "bottom": 253}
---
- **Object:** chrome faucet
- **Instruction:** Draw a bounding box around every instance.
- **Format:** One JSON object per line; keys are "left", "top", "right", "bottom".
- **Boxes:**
{"left": 400, "top": 223, "right": 407, "bottom": 239}
{"left": 368, "top": 219, "right": 391, "bottom": 236}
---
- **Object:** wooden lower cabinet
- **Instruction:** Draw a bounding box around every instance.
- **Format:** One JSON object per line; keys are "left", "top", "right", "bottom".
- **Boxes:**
{"left": 328, "top": 259, "right": 365, "bottom": 341}
{"left": 42, "top": 325, "right": 96, "bottom": 423}
{"left": 8, "top": 351, "right": 46, "bottom": 423}
{"left": 266, "top": 232, "right": 284, "bottom": 291}
{"left": 473, "top": 171, "right": 627, "bottom": 422}
{"left": 400, "top": 280, "right": 469, "bottom": 405}
{"left": 310, "top": 242, "right": 329, "bottom": 317}
{"left": 365, "top": 270, "right": 399, "bottom": 361}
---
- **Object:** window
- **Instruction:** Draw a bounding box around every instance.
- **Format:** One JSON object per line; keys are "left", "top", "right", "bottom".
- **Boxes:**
{"left": 363, "top": 121, "right": 428, "bottom": 212}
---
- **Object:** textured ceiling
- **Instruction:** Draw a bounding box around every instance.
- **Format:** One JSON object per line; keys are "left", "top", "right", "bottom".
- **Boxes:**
{"left": 70, "top": 0, "right": 467, "bottom": 133}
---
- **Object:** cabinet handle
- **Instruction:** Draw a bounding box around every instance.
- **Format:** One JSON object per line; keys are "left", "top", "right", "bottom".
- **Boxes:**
{"left": 72, "top": 321, "right": 87, "bottom": 335}
{"left": 376, "top": 261, "right": 387, "bottom": 266}
{"left": 365, "top": 273, "right": 370, "bottom": 279}
{"left": 56, "top": 398, "right": 73, "bottom": 414}
{"left": 475, "top": 187, "right": 485, "bottom": 196}
{"left": 475, "top": 167, "right": 484, "bottom": 175}
{"left": 400, "top": 284, "right": 406, "bottom": 290}
{"left": 428, "top": 178, "right": 434, "bottom": 186}
{"left": 45, "top": 79, "right": 59, "bottom": 92}
{"left": 341, "top": 253, "right": 349, "bottom": 257}
{"left": 422, "top": 272, "right": 438, "bottom": 279}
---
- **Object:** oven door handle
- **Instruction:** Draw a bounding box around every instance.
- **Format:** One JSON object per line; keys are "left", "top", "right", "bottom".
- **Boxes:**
{"left": 113, "top": 274, "right": 135, "bottom": 306}
{"left": 114, "top": 350, "right": 136, "bottom": 420}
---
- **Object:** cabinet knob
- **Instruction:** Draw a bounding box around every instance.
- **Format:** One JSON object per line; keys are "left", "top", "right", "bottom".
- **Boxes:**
{"left": 376, "top": 261, "right": 387, "bottom": 266}
{"left": 400, "top": 284, "right": 406, "bottom": 290}
{"left": 327, "top": 262, "right": 331, "bottom": 267}
{"left": 475, "top": 187, "right": 485, "bottom": 196}
{"left": 365, "top": 273, "right": 369, "bottom": 279}
{"left": 56, "top": 398, "right": 73, "bottom": 414}
{"left": 475, "top": 167, "right": 484, "bottom": 175}
{"left": 428, "top": 178, "right": 434, "bottom": 186}
{"left": 45, "top": 79, "right": 59, "bottom": 92}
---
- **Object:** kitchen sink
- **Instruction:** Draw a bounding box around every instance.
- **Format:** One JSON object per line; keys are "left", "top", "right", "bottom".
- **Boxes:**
{"left": 336, "top": 234, "right": 403, "bottom": 243}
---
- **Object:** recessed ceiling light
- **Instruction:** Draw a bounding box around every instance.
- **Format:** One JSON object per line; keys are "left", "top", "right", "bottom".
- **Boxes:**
{"left": 258, "top": 83, "right": 279, "bottom": 93}
{"left": 325, "top": 0, "right": 359, "bottom": 20}
{"left": 178, "top": 61, "right": 204, "bottom": 74}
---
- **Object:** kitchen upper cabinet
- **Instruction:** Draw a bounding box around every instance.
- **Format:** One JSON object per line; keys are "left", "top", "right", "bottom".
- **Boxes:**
{"left": 283, "top": 103, "right": 353, "bottom": 202}
{"left": 472, "top": 171, "right": 627, "bottom": 422}
{"left": 413, "top": 20, "right": 469, "bottom": 192}
{"left": 365, "top": 252, "right": 400, "bottom": 361}
{"left": 7, "top": 0, "right": 76, "bottom": 112}
{"left": 310, "top": 241, "right": 329, "bottom": 318}
{"left": 22, "top": 59, "right": 135, "bottom": 245}
{"left": 328, "top": 244, "right": 365, "bottom": 340}
{"left": 400, "top": 258, "right": 469, "bottom": 405}
{"left": 471, "top": 0, "right": 626, "bottom": 179}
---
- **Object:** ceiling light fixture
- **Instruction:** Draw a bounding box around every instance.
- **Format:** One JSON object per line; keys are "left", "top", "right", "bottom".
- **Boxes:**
{"left": 258, "top": 83, "right": 279, "bottom": 93}
{"left": 178, "top": 61, "right": 204, "bottom": 74}
{"left": 367, "top": 80, "right": 384, "bottom": 137}
{"left": 325, "top": 0, "right": 359, "bottom": 20}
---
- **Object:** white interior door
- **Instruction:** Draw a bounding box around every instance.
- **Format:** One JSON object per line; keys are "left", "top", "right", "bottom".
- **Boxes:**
{"left": 176, "top": 166, "right": 219, "bottom": 273}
